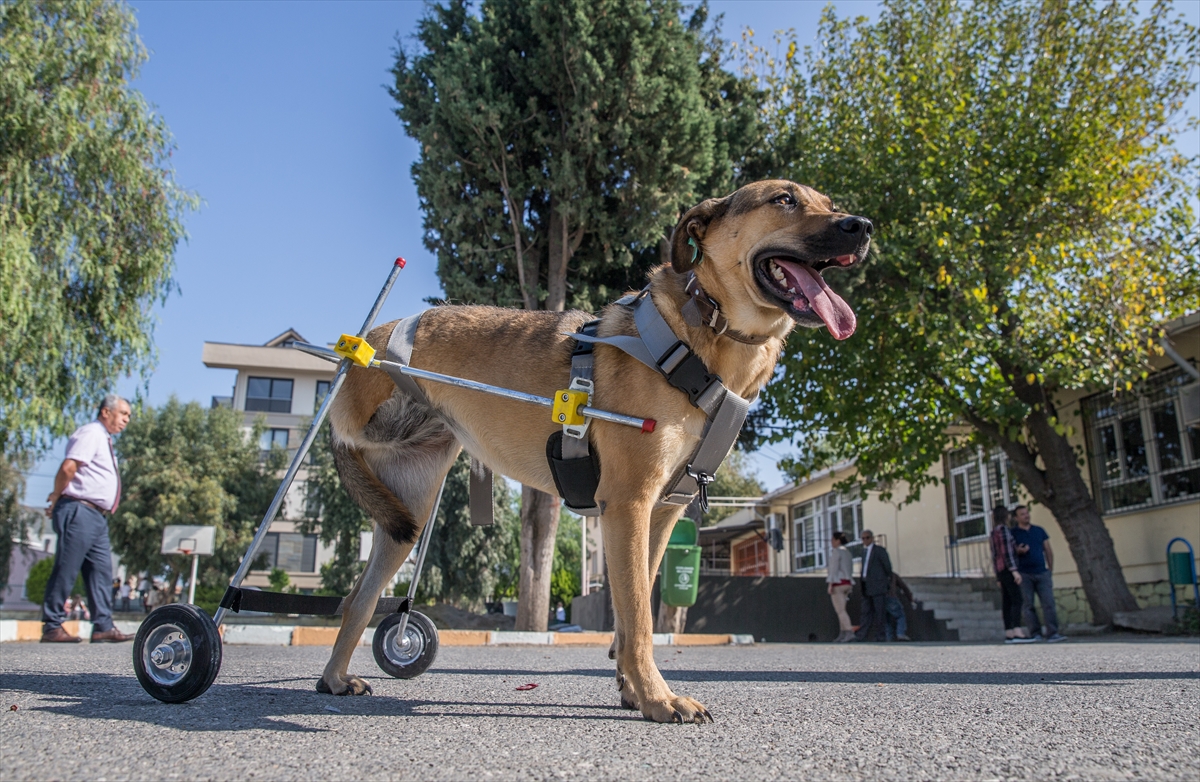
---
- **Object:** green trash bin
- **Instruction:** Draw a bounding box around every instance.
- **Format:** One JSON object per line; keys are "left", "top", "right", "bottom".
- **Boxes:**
{"left": 662, "top": 519, "right": 701, "bottom": 607}
{"left": 1168, "top": 551, "right": 1196, "bottom": 585}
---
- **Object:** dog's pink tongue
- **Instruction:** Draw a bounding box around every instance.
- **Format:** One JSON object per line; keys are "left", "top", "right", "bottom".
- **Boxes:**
{"left": 775, "top": 259, "right": 857, "bottom": 340}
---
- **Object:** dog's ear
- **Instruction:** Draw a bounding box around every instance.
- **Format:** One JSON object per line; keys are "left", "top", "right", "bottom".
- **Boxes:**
{"left": 670, "top": 197, "right": 729, "bottom": 273}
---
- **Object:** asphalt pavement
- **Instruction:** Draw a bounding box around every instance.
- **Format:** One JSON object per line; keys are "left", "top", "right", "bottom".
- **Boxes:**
{"left": 1, "top": 637, "right": 1197, "bottom": 781}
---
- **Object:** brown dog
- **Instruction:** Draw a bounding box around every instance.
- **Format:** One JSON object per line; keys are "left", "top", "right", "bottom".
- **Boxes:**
{"left": 320, "top": 179, "right": 871, "bottom": 723}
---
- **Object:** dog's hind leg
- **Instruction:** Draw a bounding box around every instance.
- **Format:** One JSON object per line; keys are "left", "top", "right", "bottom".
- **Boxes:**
{"left": 318, "top": 437, "right": 459, "bottom": 696}
{"left": 318, "top": 521, "right": 413, "bottom": 696}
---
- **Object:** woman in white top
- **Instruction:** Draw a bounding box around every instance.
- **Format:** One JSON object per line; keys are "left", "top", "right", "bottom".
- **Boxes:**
{"left": 826, "top": 531, "right": 856, "bottom": 642}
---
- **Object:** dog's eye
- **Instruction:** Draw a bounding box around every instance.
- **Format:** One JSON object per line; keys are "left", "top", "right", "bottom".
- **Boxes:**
{"left": 772, "top": 193, "right": 796, "bottom": 206}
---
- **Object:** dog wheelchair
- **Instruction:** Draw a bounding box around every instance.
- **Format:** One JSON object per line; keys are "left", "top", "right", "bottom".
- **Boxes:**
{"left": 131, "top": 259, "right": 656, "bottom": 703}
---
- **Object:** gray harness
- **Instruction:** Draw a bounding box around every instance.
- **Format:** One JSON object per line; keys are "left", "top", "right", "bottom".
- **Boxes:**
{"left": 380, "top": 289, "right": 753, "bottom": 523}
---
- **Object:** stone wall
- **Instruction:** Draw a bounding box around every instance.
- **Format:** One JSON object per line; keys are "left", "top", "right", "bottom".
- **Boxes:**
{"left": 1053, "top": 581, "right": 1196, "bottom": 626}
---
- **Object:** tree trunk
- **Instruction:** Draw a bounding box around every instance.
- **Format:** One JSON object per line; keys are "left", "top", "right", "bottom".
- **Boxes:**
{"left": 547, "top": 202, "right": 569, "bottom": 312}
{"left": 655, "top": 602, "right": 688, "bottom": 634}
{"left": 987, "top": 398, "right": 1140, "bottom": 627}
{"left": 516, "top": 485, "right": 560, "bottom": 631}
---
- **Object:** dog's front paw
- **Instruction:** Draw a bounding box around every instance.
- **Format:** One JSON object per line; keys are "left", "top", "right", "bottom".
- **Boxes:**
{"left": 316, "top": 674, "right": 374, "bottom": 696}
{"left": 642, "top": 695, "right": 712, "bottom": 724}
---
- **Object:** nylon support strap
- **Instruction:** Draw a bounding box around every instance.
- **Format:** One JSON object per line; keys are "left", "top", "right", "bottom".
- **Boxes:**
{"left": 569, "top": 288, "right": 751, "bottom": 511}
{"left": 218, "top": 586, "right": 413, "bottom": 616}
{"left": 383, "top": 313, "right": 430, "bottom": 406}
{"left": 469, "top": 458, "right": 494, "bottom": 526}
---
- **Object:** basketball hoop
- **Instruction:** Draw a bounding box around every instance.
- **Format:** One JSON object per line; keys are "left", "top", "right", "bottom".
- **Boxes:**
{"left": 177, "top": 537, "right": 196, "bottom": 557}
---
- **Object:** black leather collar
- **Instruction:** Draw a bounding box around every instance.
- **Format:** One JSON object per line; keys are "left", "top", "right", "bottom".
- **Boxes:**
{"left": 681, "top": 273, "right": 774, "bottom": 345}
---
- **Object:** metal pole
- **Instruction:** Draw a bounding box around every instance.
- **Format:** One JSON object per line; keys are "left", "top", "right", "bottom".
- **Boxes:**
{"left": 394, "top": 477, "right": 447, "bottom": 640}
{"left": 188, "top": 554, "right": 199, "bottom": 605}
{"left": 576, "top": 515, "right": 585, "bottom": 594}
{"left": 214, "top": 259, "right": 407, "bottom": 627}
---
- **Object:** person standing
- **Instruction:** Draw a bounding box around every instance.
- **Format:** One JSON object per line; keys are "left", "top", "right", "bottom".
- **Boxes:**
{"left": 852, "top": 529, "right": 893, "bottom": 642}
{"left": 885, "top": 572, "right": 914, "bottom": 642}
{"left": 826, "top": 531, "right": 855, "bottom": 642}
{"left": 40, "top": 395, "right": 134, "bottom": 643}
{"left": 1011, "top": 505, "right": 1066, "bottom": 643}
{"left": 990, "top": 506, "right": 1033, "bottom": 643}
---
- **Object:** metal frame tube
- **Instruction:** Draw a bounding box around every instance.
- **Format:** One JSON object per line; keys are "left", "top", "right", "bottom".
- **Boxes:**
{"left": 214, "top": 260, "right": 406, "bottom": 627}
{"left": 394, "top": 477, "right": 447, "bottom": 640}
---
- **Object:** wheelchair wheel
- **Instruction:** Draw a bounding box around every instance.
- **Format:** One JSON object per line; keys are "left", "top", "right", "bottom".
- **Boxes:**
{"left": 133, "top": 603, "right": 223, "bottom": 703}
{"left": 372, "top": 610, "right": 439, "bottom": 680}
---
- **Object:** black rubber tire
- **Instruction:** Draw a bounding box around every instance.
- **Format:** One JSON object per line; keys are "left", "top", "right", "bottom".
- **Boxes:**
{"left": 133, "top": 604, "right": 223, "bottom": 703}
{"left": 372, "top": 610, "right": 439, "bottom": 680}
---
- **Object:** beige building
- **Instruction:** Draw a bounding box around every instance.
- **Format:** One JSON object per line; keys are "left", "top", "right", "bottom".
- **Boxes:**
{"left": 710, "top": 312, "right": 1200, "bottom": 625}
{"left": 203, "top": 329, "right": 339, "bottom": 591}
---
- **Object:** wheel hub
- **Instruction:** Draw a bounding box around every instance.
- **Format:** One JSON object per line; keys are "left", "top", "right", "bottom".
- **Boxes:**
{"left": 385, "top": 620, "right": 424, "bottom": 666}
{"left": 142, "top": 623, "right": 193, "bottom": 686}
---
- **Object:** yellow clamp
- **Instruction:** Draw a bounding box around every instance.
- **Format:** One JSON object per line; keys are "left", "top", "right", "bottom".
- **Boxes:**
{"left": 552, "top": 389, "right": 588, "bottom": 426}
{"left": 334, "top": 334, "right": 376, "bottom": 368}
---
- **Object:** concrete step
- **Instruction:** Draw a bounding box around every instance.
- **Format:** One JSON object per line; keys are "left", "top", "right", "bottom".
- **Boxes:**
{"left": 956, "top": 629, "right": 1006, "bottom": 642}
{"left": 920, "top": 601, "right": 1003, "bottom": 616}
{"left": 944, "top": 618, "right": 1007, "bottom": 631}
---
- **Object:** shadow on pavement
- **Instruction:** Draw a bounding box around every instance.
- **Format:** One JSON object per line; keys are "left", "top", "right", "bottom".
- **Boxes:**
{"left": 0, "top": 670, "right": 640, "bottom": 728}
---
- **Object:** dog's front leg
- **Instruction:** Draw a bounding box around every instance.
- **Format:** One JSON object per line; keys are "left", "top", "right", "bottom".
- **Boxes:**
{"left": 318, "top": 522, "right": 413, "bottom": 696}
{"left": 601, "top": 501, "right": 711, "bottom": 724}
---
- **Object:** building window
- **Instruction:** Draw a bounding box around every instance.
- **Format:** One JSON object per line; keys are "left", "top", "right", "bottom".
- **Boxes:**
{"left": 791, "top": 499, "right": 824, "bottom": 572}
{"left": 260, "top": 428, "right": 289, "bottom": 451}
{"left": 257, "top": 532, "right": 318, "bottom": 573}
{"left": 1082, "top": 366, "right": 1200, "bottom": 513}
{"left": 732, "top": 536, "right": 770, "bottom": 576}
{"left": 791, "top": 488, "right": 863, "bottom": 571}
{"left": 947, "top": 446, "right": 1019, "bottom": 540}
{"left": 246, "top": 377, "right": 293, "bottom": 413}
{"left": 315, "top": 380, "right": 332, "bottom": 409}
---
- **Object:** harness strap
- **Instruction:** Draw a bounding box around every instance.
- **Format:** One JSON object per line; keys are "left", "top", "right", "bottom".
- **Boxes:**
{"left": 556, "top": 321, "right": 603, "bottom": 517}
{"left": 571, "top": 288, "right": 752, "bottom": 510}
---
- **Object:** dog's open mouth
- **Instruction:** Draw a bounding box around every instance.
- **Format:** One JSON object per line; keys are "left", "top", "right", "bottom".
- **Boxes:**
{"left": 756, "top": 255, "right": 857, "bottom": 340}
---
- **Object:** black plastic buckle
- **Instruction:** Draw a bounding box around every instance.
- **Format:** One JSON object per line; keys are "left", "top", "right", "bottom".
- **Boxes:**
{"left": 665, "top": 349, "right": 719, "bottom": 408}
{"left": 218, "top": 586, "right": 243, "bottom": 613}
{"left": 687, "top": 465, "right": 714, "bottom": 512}
{"left": 573, "top": 320, "right": 602, "bottom": 356}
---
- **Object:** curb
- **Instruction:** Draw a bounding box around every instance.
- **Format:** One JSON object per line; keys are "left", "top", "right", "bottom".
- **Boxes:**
{"left": 1, "top": 619, "right": 752, "bottom": 647}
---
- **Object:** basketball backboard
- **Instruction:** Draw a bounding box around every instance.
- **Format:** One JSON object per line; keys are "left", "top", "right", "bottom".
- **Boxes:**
{"left": 161, "top": 525, "right": 216, "bottom": 556}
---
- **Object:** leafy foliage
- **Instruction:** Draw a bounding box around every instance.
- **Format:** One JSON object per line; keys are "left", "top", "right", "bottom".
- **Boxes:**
{"left": 391, "top": 0, "right": 744, "bottom": 313}
{"left": 743, "top": 0, "right": 1197, "bottom": 623}
{"left": 108, "top": 399, "right": 283, "bottom": 598}
{"left": 0, "top": 0, "right": 195, "bottom": 463}
{"left": 21, "top": 555, "right": 83, "bottom": 607}
{"left": 0, "top": 456, "right": 38, "bottom": 597}
{"left": 414, "top": 454, "right": 521, "bottom": 611}
{"left": 749, "top": 0, "right": 1198, "bottom": 500}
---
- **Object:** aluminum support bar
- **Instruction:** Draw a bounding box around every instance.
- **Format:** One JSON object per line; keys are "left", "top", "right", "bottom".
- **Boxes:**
{"left": 214, "top": 260, "right": 407, "bottom": 627}
{"left": 394, "top": 477, "right": 447, "bottom": 641}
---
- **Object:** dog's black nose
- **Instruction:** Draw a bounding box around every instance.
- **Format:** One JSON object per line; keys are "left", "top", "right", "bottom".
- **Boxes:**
{"left": 838, "top": 216, "right": 873, "bottom": 237}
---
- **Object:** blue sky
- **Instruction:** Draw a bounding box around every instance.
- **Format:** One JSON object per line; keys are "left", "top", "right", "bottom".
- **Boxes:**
{"left": 24, "top": 0, "right": 1199, "bottom": 503}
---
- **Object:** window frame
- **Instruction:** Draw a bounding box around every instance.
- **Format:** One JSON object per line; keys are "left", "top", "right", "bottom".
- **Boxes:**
{"left": 1082, "top": 366, "right": 1200, "bottom": 514}
{"left": 245, "top": 376, "right": 294, "bottom": 414}
{"left": 946, "top": 445, "right": 1019, "bottom": 541}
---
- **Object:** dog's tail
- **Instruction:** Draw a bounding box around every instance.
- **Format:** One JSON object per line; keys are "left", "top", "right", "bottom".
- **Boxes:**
{"left": 331, "top": 441, "right": 420, "bottom": 545}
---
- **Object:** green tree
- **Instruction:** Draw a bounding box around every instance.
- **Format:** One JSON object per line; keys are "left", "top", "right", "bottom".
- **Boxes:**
{"left": 1, "top": 0, "right": 195, "bottom": 464}
{"left": 391, "top": 0, "right": 755, "bottom": 631}
{"left": 398, "top": 454, "right": 521, "bottom": 610}
{"left": 109, "top": 399, "right": 283, "bottom": 602}
{"left": 750, "top": 0, "right": 1198, "bottom": 625}
{"left": 703, "top": 449, "right": 765, "bottom": 525}
{"left": 0, "top": 456, "right": 38, "bottom": 599}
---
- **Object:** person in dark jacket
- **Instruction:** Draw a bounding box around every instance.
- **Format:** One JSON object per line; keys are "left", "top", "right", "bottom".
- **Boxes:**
{"left": 852, "top": 529, "right": 893, "bottom": 642}
{"left": 885, "top": 572, "right": 914, "bottom": 642}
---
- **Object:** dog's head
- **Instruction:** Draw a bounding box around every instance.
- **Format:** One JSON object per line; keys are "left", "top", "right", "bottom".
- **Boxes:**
{"left": 671, "top": 180, "right": 872, "bottom": 340}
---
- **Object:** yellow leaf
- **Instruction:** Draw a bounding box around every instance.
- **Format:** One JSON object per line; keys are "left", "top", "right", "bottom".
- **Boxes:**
{"left": 1026, "top": 373, "right": 1036, "bottom": 385}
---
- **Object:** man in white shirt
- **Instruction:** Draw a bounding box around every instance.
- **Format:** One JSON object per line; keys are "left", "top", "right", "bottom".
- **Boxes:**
{"left": 41, "top": 395, "right": 134, "bottom": 643}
